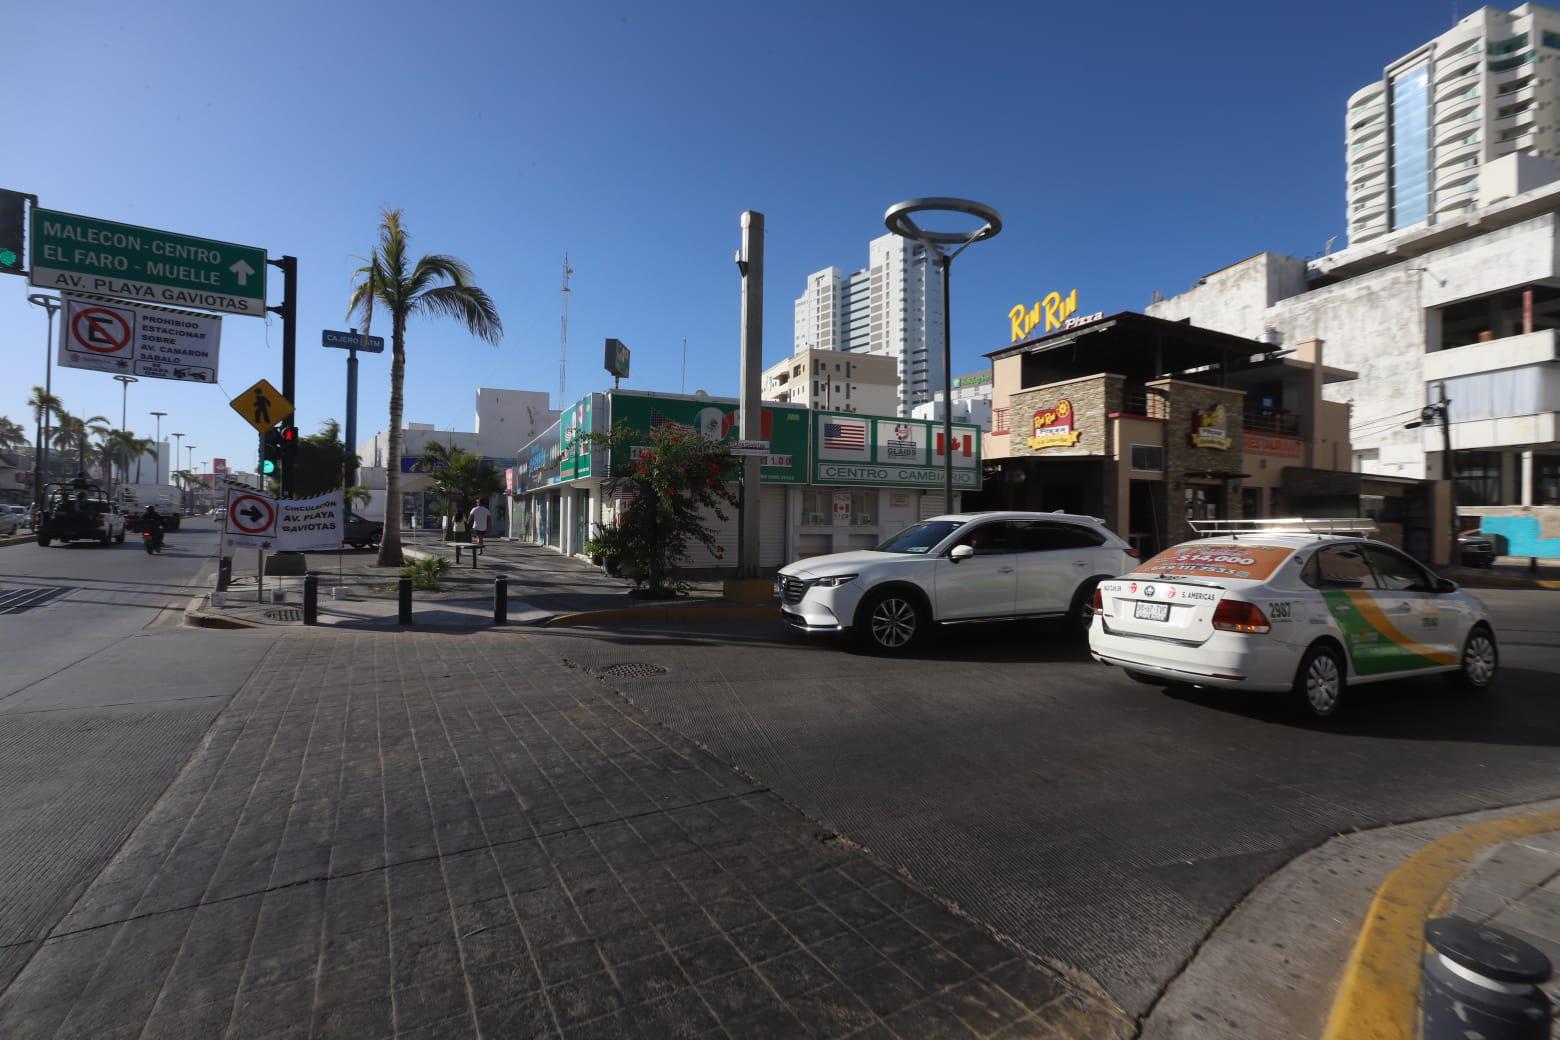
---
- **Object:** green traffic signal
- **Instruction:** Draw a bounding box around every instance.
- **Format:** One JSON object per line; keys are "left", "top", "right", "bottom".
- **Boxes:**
{"left": 261, "top": 459, "right": 278, "bottom": 475}
{"left": 0, "top": 248, "right": 16, "bottom": 269}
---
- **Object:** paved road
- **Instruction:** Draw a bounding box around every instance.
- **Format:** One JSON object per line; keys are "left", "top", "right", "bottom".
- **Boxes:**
{"left": 541, "top": 587, "right": 1560, "bottom": 1017}
{"left": 0, "top": 526, "right": 277, "bottom": 992}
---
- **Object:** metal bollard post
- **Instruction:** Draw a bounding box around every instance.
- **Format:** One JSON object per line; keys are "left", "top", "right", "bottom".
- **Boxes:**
{"left": 494, "top": 576, "right": 508, "bottom": 625}
{"left": 1423, "top": 917, "right": 1552, "bottom": 1040}
{"left": 217, "top": 556, "right": 232, "bottom": 592}
{"left": 303, "top": 574, "right": 318, "bottom": 626}
{"left": 398, "top": 577, "right": 413, "bottom": 625}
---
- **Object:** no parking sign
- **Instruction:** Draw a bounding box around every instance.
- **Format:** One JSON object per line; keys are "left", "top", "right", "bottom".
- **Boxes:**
{"left": 57, "top": 292, "right": 222, "bottom": 383}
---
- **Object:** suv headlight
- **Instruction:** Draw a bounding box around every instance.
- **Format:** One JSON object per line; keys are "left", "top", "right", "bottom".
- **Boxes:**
{"left": 811, "top": 574, "right": 857, "bottom": 588}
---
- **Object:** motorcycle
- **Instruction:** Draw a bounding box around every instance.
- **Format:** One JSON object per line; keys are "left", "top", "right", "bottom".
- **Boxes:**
{"left": 142, "top": 529, "right": 164, "bottom": 555}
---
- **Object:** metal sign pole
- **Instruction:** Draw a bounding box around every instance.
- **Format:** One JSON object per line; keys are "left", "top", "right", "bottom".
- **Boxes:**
{"left": 736, "top": 211, "right": 764, "bottom": 579}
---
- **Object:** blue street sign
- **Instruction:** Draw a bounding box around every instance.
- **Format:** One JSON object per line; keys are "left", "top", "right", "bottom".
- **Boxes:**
{"left": 322, "top": 329, "right": 385, "bottom": 353}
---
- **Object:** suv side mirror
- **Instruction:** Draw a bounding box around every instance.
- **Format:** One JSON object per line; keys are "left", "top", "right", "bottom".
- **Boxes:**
{"left": 949, "top": 544, "right": 974, "bottom": 562}
{"left": 1436, "top": 577, "right": 1458, "bottom": 594}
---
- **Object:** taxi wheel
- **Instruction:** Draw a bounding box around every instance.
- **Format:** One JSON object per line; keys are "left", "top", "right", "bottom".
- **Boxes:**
{"left": 1067, "top": 579, "right": 1102, "bottom": 638}
{"left": 1295, "top": 643, "right": 1346, "bottom": 718}
{"left": 1446, "top": 625, "right": 1498, "bottom": 691}
{"left": 857, "top": 589, "right": 924, "bottom": 653}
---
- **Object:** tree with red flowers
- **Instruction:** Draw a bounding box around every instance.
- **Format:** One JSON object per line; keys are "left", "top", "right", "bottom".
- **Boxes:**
{"left": 583, "top": 422, "right": 739, "bottom": 595}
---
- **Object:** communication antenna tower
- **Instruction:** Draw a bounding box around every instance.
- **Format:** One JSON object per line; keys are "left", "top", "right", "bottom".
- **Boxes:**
{"left": 559, "top": 253, "right": 573, "bottom": 409}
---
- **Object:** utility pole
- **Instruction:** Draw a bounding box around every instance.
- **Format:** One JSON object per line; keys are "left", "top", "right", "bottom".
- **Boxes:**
{"left": 114, "top": 374, "right": 138, "bottom": 488}
{"left": 150, "top": 412, "right": 166, "bottom": 484}
{"left": 681, "top": 338, "right": 687, "bottom": 394}
{"left": 1438, "top": 382, "right": 1457, "bottom": 569}
{"left": 266, "top": 255, "right": 298, "bottom": 495}
{"left": 735, "top": 212, "right": 764, "bottom": 581}
{"left": 26, "top": 294, "right": 59, "bottom": 514}
{"left": 559, "top": 254, "right": 572, "bottom": 410}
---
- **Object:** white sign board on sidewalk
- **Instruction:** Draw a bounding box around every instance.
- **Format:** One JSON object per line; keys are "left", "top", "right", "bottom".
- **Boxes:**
{"left": 57, "top": 292, "right": 221, "bottom": 384}
{"left": 277, "top": 491, "right": 342, "bottom": 551}
{"left": 223, "top": 487, "right": 277, "bottom": 550}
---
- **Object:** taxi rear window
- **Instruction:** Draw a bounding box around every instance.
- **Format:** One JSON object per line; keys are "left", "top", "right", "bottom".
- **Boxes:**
{"left": 1135, "top": 543, "right": 1295, "bottom": 582}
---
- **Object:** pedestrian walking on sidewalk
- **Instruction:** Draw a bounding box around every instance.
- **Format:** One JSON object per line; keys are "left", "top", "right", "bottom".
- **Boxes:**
{"left": 468, "top": 501, "right": 491, "bottom": 548}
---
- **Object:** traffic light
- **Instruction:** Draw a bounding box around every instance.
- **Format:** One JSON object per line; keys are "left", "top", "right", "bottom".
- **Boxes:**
{"left": 280, "top": 424, "right": 298, "bottom": 460}
{"left": 0, "top": 189, "right": 28, "bottom": 277}
{"left": 261, "top": 427, "right": 283, "bottom": 476}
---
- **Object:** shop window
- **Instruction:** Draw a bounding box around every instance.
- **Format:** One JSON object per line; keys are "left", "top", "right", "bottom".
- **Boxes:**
{"left": 1454, "top": 450, "right": 1502, "bottom": 506}
{"left": 1536, "top": 454, "right": 1560, "bottom": 505}
{"left": 1129, "top": 444, "right": 1164, "bottom": 471}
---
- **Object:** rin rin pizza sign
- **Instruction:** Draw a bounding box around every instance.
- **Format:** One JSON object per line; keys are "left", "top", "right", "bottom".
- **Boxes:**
{"left": 1028, "top": 399, "right": 1081, "bottom": 449}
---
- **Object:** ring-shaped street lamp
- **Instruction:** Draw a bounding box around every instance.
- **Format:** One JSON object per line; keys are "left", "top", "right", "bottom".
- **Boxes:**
{"left": 884, "top": 197, "right": 1002, "bottom": 251}
{"left": 884, "top": 197, "right": 1003, "bottom": 514}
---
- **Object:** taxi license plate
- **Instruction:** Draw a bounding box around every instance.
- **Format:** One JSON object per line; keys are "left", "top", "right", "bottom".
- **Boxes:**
{"left": 1133, "top": 601, "right": 1171, "bottom": 622}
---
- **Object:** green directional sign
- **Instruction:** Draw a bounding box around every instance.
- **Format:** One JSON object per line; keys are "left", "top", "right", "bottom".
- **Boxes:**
{"left": 29, "top": 208, "right": 268, "bottom": 317}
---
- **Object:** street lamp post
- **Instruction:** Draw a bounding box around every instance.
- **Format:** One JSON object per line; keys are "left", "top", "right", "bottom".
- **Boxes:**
{"left": 884, "top": 199, "right": 1003, "bottom": 515}
{"left": 26, "top": 294, "right": 60, "bottom": 513}
{"left": 113, "top": 374, "right": 138, "bottom": 487}
{"left": 171, "top": 433, "right": 185, "bottom": 510}
{"left": 150, "top": 411, "right": 167, "bottom": 484}
{"left": 1405, "top": 382, "right": 1458, "bottom": 568}
{"left": 185, "top": 446, "right": 198, "bottom": 510}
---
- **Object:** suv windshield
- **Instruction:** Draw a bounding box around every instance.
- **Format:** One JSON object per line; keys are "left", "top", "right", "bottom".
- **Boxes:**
{"left": 874, "top": 520, "right": 964, "bottom": 554}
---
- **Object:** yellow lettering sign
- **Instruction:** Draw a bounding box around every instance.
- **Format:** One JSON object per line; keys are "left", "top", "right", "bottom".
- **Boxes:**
{"left": 1009, "top": 289, "right": 1081, "bottom": 342}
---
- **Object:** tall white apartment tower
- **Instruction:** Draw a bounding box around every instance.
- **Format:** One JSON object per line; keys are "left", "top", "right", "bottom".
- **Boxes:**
{"left": 1348, "top": 3, "right": 1560, "bottom": 246}
{"left": 791, "top": 233, "right": 945, "bottom": 417}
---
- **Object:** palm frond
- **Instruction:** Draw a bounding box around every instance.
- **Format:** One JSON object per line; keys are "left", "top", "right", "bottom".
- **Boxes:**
{"left": 413, "top": 285, "right": 503, "bottom": 344}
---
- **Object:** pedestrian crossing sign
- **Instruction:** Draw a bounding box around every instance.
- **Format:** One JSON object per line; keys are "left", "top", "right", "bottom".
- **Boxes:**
{"left": 230, "top": 378, "right": 293, "bottom": 434}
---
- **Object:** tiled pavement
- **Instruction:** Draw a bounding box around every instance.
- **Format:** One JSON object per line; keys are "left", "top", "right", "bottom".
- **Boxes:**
{"left": 0, "top": 631, "right": 1130, "bottom": 1039}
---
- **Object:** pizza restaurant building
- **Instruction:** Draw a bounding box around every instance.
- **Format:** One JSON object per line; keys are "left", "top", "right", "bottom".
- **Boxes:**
{"left": 976, "top": 311, "right": 1407, "bottom": 557}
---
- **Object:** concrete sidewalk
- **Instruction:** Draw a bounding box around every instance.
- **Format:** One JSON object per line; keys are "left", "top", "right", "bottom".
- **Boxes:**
{"left": 1141, "top": 799, "right": 1560, "bottom": 1039}
{"left": 0, "top": 630, "right": 1126, "bottom": 1038}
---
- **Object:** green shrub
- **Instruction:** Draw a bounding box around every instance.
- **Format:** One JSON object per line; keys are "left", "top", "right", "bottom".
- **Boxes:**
{"left": 400, "top": 555, "right": 450, "bottom": 590}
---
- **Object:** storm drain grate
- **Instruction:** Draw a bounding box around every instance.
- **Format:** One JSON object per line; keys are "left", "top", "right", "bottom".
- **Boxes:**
{"left": 599, "top": 662, "right": 669, "bottom": 680}
{"left": 0, "top": 586, "right": 72, "bottom": 614}
{"left": 265, "top": 607, "right": 303, "bottom": 622}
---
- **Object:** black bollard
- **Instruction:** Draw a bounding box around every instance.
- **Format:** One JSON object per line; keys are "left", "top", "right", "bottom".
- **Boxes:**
{"left": 494, "top": 576, "right": 508, "bottom": 625}
{"left": 217, "top": 556, "right": 232, "bottom": 591}
{"left": 1423, "top": 917, "right": 1551, "bottom": 1040}
{"left": 398, "top": 577, "right": 413, "bottom": 625}
{"left": 303, "top": 574, "right": 318, "bottom": 625}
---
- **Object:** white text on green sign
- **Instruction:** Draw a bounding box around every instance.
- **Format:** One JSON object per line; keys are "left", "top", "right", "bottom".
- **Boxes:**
{"left": 29, "top": 209, "right": 267, "bottom": 317}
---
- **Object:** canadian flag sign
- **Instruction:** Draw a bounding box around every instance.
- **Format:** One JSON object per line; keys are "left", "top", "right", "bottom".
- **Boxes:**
{"left": 934, "top": 430, "right": 978, "bottom": 468}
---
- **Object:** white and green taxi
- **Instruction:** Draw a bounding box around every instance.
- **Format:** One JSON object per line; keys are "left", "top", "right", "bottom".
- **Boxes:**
{"left": 1088, "top": 520, "right": 1497, "bottom": 717}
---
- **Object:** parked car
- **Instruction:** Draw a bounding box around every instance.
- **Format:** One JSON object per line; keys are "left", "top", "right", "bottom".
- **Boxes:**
{"left": 4, "top": 504, "right": 30, "bottom": 530}
{"left": 343, "top": 510, "right": 383, "bottom": 549}
{"left": 777, "top": 511, "right": 1137, "bottom": 652}
{"left": 0, "top": 510, "right": 18, "bottom": 537}
{"left": 1458, "top": 529, "right": 1496, "bottom": 569}
{"left": 1088, "top": 520, "right": 1497, "bottom": 717}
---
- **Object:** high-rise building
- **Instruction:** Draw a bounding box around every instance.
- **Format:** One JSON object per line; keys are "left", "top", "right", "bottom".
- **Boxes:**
{"left": 1348, "top": 3, "right": 1560, "bottom": 246}
{"left": 791, "top": 233, "right": 946, "bottom": 416}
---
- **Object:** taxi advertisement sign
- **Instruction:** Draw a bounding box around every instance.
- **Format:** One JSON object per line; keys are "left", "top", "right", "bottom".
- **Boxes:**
{"left": 1135, "top": 543, "right": 1295, "bottom": 582}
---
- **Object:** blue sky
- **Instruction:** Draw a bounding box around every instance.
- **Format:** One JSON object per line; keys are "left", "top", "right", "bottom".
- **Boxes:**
{"left": 2, "top": 0, "right": 1481, "bottom": 474}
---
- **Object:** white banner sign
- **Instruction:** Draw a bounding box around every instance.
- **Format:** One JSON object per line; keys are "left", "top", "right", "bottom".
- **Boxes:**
{"left": 222, "top": 488, "right": 343, "bottom": 551}
{"left": 277, "top": 491, "right": 342, "bottom": 551}
{"left": 58, "top": 293, "right": 221, "bottom": 384}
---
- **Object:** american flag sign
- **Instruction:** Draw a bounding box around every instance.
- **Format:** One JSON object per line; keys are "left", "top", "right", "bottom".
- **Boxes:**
{"left": 823, "top": 422, "right": 866, "bottom": 451}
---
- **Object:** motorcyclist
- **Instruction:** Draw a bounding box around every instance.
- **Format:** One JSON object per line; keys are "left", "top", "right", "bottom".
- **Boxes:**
{"left": 141, "top": 506, "right": 166, "bottom": 554}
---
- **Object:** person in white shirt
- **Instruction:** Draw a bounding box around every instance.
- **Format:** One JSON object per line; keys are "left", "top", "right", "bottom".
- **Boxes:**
{"left": 468, "top": 502, "right": 492, "bottom": 547}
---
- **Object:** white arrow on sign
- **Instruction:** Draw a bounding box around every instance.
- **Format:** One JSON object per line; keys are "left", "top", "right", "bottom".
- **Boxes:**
{"left": 229, "top": 259, "right": 256, "bottom": 286}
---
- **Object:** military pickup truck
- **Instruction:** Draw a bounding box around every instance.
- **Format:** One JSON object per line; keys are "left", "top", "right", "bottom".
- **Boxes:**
{"left": 35, "top": 480, "right": 127, "bottom": 547}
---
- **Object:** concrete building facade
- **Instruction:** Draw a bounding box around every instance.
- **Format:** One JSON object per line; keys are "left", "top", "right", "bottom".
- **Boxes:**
{"left": 791, "top": 233, "right": 945, "bottom": 417}
{"left": 912, "top": 371, "right": 996, "bottom": 431}
{"left": 1148, "top": 173, "right": 1560, "bottom": 523}
{"left": 763, "top": 348, "right": 899, "bottom": 414}
{"left": 1347, "top": 3, "right": 1560, "bottom": 245}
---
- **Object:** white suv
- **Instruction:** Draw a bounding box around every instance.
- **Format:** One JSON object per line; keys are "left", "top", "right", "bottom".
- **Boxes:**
{"left": 778, "top": 511, "right": 1137, "bottom": 652}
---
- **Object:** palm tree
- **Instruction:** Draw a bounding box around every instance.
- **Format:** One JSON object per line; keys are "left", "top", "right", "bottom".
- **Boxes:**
{"left": 347, "top": 208, "right": 502, "bottom": 566}
{"left": 129, "top": 436, "right": 157, "bottom": 482}
{"left": 0, "top": 416, "right": 27, "bottom": 452}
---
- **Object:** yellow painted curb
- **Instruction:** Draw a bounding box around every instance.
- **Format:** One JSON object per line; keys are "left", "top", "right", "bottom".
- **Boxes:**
{"left": 541, "top": 605, "right": 776, "bottom": 628}
{"left": 1322, "top": 807, "right": 1560, "bottom": 1040}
